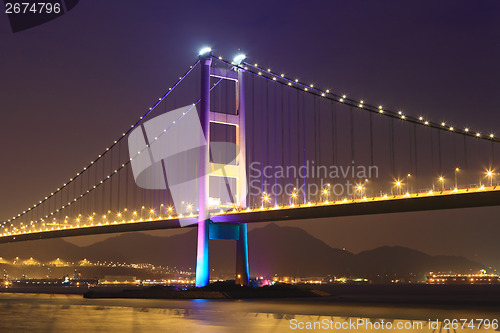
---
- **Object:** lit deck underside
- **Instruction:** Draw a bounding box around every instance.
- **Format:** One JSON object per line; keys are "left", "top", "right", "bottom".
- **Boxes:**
{"left": 1, "top": 188, "right": 499, "bottom": 244}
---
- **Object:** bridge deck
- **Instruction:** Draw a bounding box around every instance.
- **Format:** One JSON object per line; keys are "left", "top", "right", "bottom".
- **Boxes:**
{"left": 1, "top": 187, "right": 499, "bottom": 244}
{"left": 212, "top": 188, "right": 500, "bottom": 223}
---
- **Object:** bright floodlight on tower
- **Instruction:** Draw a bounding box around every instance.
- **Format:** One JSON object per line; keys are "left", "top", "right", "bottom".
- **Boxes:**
{"left": 199, "top": 47, "right": 212, "bottom": 56}
{"left": 233, "top": 54, "right": 246, "bottom": 65}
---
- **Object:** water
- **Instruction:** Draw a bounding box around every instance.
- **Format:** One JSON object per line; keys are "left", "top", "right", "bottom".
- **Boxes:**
{"left": 0, "top": 293, "right": 499, "bottom": 332}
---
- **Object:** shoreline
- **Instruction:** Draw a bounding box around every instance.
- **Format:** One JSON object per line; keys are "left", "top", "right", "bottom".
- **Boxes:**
{"left": 2, "top": 283, "right": 500, "bottom": 306}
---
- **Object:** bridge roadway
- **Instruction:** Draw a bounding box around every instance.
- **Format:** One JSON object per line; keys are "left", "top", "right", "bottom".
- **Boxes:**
{"left": 1, "top": 187, "right": 499, "bottom": 244}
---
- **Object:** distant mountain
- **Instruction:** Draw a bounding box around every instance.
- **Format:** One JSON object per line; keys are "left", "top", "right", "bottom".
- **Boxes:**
{"left": 75, "top": 231, "right": 198, "bottom": 270}
{"left": 247, "top": 223, "right": 353, "bottom": 277}
{"left": 0, "top": 224, "right": 483, "bottom": 279}
{"left": 352, "top": 246, "right": 482, "bottom": 281}
{"left": 0, "top": 238, "right": 82, "bottom": 262}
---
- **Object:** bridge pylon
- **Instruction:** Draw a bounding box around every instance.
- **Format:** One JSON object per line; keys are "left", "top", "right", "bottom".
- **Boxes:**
{"left": 196, "top": 50, "right": 249, "bottom": 287}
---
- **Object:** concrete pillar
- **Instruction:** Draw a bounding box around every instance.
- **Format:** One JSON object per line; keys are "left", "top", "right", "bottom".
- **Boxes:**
{"left": 195, "top": 53, "right": 212, "bottom": 288}
{"left": 237, "top": 67, "right": 247, "bottom": 208}
{"left": 235, "top": 66, "right": 249, "bottom": 286}
{"left": 235, "top": 223, "right": 249, "bottom": 286}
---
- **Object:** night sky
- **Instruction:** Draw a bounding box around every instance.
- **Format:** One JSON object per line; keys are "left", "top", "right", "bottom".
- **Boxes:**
{"left": 1, "top": 1, "right": 499, "bottom": 263}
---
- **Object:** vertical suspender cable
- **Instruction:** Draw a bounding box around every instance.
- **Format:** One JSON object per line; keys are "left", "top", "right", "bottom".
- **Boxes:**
{"left": 70, "top": 177, "right": 73, "bottom": 220}
{"left": 389, "top": 118, "right": 395, "bottom": 177}
{"left": 81, "top": 164, "right": 85, "bottom": 217}
{"left": 430, "top": 128, "right": 435, "bottom": 181}
{"left": 331, "top": 101, "right": 335, "bottom": 167}
{"left": 408, "top": 123, "right": 413, "bottom": 178}
{"left": 251, "top": 74, "right": 256, "bottom": 207}
{"left": 87, "top": 164, "right": 91, "bottom": 217}
{"left": 319, "top": 98, "right": 323, "bottom": 198}
{"left": 437, "top": 130, "right": 442, "bottom": 175}
{"left": 281, "top": 84, "right": 285, "bottom": 204}
{"left": 163, "top": 97, "right": 167, "bottom": 212}
{"left": 413, "top": 123, "right": 418, "bottom": 189}
{"left": 333, "top": 102, "right": 338, "bottom": 166}
{"left": 102, "top": 155, "right": 105, "bottom": 213}
{"left": 57, "top": 186, "right": 60, "bottom": 223}
{"left": 226, "top": 76, "right": 229, "bottom": 205}
{"left": 126, "top": 160, "right": 129, "bottom": 212}
{"left": 93, "top": 162, "right": 97, "bottom": 215}
{"left": 110, "top": 149, "right": 113, "bottom": 213}
{"left": 287, "top": 85, "right": 291, "bottom": 202}
{"left": 118, "top": 143, "right": 121, "bottom": 213}
{"left": 350, "top": 106, "right": 355, "bottom": 164}
{"left": 68, "top": 168, "right": 72, "bottom": 219}
{"left": 315, "top": 97, "right": 320, "bottom": 201}
{"left": 318, "top": 98, "right": 322, "bottom": 182}
{"left": 491, "top": 141, "right": 494, "bottom": 169}
{"left": 260, "top": 80, "right": 264, "bottom": 200}
{"left": 133, "top": 163, "right": 137, "bottom": 213}
{"left": 453, "top": 133, "right": 457, "bottom": 168}
{"left": 302, "top": 93, "right": 307, "bottom": 203}
{"left": 477, "top": 138, "right": 481, "bottom": 184}
{"left": 297, "top": 90, "right": 300, "bottom": 203}
{"left": 313, "top": 97, "right": 318, "bottom": 198}
{"left": 266, "top": 80, "right": 269, "bottom": 196}
{"left": 369, "top": 111, "right": 374, "bottom": 168}
{"left": 274, "top": 84, "right": 277, "bottom": 205}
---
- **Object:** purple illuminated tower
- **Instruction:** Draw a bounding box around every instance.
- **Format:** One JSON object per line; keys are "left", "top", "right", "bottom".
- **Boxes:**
{"left": 195, "top": 49, "right": 249, "bottom": 287}
{"left": 195, "top": 49, "right": 211, "bottom": 287}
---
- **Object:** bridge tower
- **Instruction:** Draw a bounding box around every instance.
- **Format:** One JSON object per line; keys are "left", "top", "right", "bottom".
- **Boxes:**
{"left": 196, "top": 49, "right": 249, "bottom": 287}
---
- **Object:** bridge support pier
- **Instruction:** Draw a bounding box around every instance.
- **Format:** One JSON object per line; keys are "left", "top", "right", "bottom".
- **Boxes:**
{"left": 195, "top": 51, "right": 212, "bottom": 288}
{"left": 195, "top": 219, "right": 210, "bottom": 287}
{"left": 235, "top": 222, "right": 249, "bottom": 286}
{"left": 206, "top": 222, "right": 250, "bottom": 286}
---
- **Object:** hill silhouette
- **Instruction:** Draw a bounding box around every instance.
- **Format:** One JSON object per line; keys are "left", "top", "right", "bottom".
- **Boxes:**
{"left": 0, "top": 224, "right": 482, "bottom": 279}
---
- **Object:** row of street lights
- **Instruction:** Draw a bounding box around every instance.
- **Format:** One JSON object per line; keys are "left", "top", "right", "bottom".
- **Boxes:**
{"left": 258, "top": 168, "right": 497, "bottom": 207}
{"left": 276, "top": 168, "right": 497, "bottom": 204}
{"left": 394, "top": 168, "right": 496, "bottom": 193}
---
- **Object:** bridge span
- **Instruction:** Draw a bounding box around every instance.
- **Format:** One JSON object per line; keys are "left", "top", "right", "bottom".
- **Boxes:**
{"left": 2, "top": 186, "right": 498, "bottom": 244}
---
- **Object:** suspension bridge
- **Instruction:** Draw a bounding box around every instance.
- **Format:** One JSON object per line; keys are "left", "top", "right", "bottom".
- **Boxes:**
{"left": 2, "top": 48, "right": 499, "bottom": 287}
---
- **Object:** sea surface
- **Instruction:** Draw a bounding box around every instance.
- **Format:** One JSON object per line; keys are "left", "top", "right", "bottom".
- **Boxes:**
{"left": 0, "top": 292, "right": 499, "bottom": 332}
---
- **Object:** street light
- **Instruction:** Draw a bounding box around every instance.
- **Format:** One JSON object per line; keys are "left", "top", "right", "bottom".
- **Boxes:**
{"left": 322, "top": 184, "right": 330, "bottom": 202}
{"left": 394, "top": 180, "right": 402, "bottom": 195}
{"left": 356, "top": 184, "right": 364, "bottom": 198}
{"left": 438, "top": 176, "right": 444, "bottom": 191}
{"left": 486, "top": 170, "right": 494, "bottom": 186}
{"left": 262, "top": 192, "right": 270, "bottom": 208}
{"left": 198, "top": 47, "right": 212, "bottom": 56}
{"left": 454, "top": 167, "right": 459, "bottom": 189}
{"left": 233, "top": 54, "right": 246, "bottom": 65}
{"left": 406, "top": 174, "right": 411, "bottom": 194}
{"left": 291, "top": 188, "right": 298, "bottom": 206}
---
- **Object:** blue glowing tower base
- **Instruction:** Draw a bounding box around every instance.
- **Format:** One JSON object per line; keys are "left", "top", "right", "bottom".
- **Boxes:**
{"left": 235, "top": 223, "right": 249, "bottom": 285}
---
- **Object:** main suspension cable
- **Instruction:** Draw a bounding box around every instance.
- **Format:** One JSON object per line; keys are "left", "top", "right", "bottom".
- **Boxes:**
{"left": 5, "top": 59, "right": 201, "bottom": 225}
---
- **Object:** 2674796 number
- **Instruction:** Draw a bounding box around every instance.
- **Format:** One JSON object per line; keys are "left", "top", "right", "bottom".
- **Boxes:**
{"left": 442, "top": 319, "right": 498, "bottom": 330}
{"left": 5, "top": 2, "right": 61, "bottom": 14}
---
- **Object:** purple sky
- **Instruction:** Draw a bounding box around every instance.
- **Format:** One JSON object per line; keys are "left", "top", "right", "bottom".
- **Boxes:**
{"left": 1, "top": 1, "right": 499, "bottom": 263}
